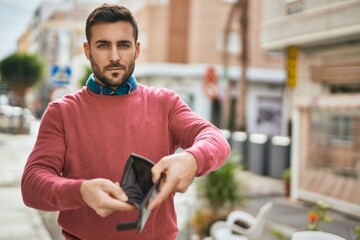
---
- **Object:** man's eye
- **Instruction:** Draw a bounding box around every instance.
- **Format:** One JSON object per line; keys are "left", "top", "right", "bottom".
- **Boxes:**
{"left": 98, "top": 43, "right": 108, "bottom": 48}
{"left": 119, "top": 43, "right": 130, "bottom": 48}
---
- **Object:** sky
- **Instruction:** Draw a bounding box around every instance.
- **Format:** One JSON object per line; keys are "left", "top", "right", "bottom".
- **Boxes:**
{"left": 0, "top": 0, "right": 48, "bottom": 60}
{"left": 0, "top": 0, "right": 120, "bottom": 60}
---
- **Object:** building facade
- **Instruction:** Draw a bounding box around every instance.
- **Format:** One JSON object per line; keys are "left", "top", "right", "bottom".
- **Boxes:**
{"left": 261, "top": 0, "right": 360, "bottom": 216}
{"left": 134, "top": 0, "right": 285, "bottom": 135}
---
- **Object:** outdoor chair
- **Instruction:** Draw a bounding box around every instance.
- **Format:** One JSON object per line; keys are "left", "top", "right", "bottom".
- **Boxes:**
{"left": 210, "top": 201, "right": 273, "bottom": 240}
{"left": 210, "top": 221, "right": 248, "bottom": 240}
{"left": 291, "top": 231, "right": 346, "bottom": 240}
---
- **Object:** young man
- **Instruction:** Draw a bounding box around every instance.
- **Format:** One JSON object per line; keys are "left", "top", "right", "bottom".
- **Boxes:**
{"left": 21, "top": 4, "right": 230, "bottom": 240}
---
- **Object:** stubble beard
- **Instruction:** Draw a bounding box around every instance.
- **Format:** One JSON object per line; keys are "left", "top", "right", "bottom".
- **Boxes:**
{"left": 89, "top": 52, "right": 135, "bottom": 88}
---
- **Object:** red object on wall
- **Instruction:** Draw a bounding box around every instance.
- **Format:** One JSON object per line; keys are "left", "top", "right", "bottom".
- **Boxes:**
{"left": 204, "top": 66, "right": 218, "bottom": 84}
{"left": 203, "top": 66, "right": 219, "bottom": 99}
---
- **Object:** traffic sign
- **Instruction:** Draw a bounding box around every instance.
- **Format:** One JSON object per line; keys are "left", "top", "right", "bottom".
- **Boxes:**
{"left": 50, "top": 64, "right": 72, "bottom": 85}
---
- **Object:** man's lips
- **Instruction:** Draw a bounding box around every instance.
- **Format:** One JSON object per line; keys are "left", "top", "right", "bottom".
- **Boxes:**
{"left": 107, "top": 67, "right": 123, "bottom": 71}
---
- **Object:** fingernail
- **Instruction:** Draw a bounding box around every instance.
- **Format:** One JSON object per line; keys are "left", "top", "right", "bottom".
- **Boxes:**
{"left": 120, "top": 194, "right": 128, "bottom": 202}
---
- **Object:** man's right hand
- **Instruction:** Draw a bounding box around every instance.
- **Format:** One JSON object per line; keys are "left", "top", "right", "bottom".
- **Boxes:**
{"left": 80, "top": 178, "right": 136, "bottom": 217}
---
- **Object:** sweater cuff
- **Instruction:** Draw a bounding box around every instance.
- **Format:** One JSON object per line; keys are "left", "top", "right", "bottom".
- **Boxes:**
{"left": 56, "top": 179, "right": 87, "bottom": 210}
{"left": 185, "top": 147, "right": 214, "bottom": 177}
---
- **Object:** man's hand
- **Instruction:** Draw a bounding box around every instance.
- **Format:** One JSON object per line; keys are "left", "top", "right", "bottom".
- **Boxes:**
{"left": 80, "top": 178, "right": 136, "bottom": 217}
{"left": 147, "top": 152, "right": 198, "bottom": 210}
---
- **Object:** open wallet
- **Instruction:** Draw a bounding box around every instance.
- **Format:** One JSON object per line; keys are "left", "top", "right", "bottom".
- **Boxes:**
{"left": 116, "top": 153, "right": 161, "bottom": 233}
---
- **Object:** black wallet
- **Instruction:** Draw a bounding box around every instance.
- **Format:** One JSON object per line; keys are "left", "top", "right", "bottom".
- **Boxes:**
{"left": 116, "top": 153, "right": 161, "bottom": 233}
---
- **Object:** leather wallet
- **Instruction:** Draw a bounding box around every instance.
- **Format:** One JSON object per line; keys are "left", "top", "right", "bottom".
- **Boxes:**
{"left": 116, "top": 153, "right": 161, "bottom": 233}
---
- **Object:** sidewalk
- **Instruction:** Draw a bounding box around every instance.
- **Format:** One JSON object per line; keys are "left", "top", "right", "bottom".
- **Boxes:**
{"left": 0, "top": 125, "right": 52, "bottom": 240}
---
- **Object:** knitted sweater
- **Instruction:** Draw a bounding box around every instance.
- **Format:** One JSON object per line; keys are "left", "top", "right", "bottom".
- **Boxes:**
{"left": 21, "top": 84, "right": 230, "bottom": 240}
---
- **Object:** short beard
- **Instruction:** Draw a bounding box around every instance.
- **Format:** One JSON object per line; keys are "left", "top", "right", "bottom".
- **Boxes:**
{"left": 89, "top": 52, "right": 136, "bottom": 88}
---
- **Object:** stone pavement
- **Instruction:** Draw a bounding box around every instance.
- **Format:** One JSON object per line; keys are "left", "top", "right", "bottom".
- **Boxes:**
{"left": 0, "top": 121, "right": 52, "bottom": 240}
{"left": 0, "top": 121, "right": 359, "bottom": 240}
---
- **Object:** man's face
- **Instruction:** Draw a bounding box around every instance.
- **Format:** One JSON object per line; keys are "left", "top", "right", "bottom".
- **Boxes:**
{"left": 84, "top": 21, "right": 140, "bottom": 89}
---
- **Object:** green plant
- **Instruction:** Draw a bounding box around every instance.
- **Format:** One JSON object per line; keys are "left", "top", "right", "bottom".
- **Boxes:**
{"left": 354, "top": 226, "right": 360, "bottom": 240}
{"left": 191, "top": 156, "right": 247, "bottom": 237}
{"left": 305, "top": 200, "right": 332, "bottom": 231}
{"left": 272, "top": 200, "right": 332, "bottom": 240}
{"left": 271, "top": 227, "right": 288, "bottom": 240}
{"left": 197, "top": 158, "right": 246, "bottom": 212}
{"left": 0, "top": 52, "right": 45, "bottom": 133}
{"left": 283, "top": 168, "right": 291, "bottom": 198}
{"left": 283, "top": 168, "right": 291, "bottom": 181}
{"left": 78, "top": 66, "right": 92, "bottom": 88}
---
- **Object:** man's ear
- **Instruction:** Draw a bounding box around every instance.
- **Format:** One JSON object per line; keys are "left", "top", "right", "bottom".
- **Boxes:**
{"left": 135, "top": 42, "right": 140, "bottom": 60}
{"left": 84, "top": 42, "right": 90, "bottom": 60}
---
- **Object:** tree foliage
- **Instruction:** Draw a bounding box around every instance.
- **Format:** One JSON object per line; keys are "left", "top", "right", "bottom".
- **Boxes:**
{"left": 0, "top": 52, "right": 45, "bottom": 134}
{"left": 0, "top": 52, "right": 45, "bottom": 94}
{"left": 79, "top": 66, "right": 92, "bottom": 88}
{"left": 198, "top": 158, "right": 246, "bottom": 211}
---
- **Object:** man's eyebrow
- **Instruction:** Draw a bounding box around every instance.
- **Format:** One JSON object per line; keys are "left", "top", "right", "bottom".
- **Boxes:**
{"left": 118, "top": 40, "right": 133, "bottom": 45}
{"left": 94, "top": 39, "right": 110, "bottom": 44}
{"left": 94, "top": 39, "right": 133, "bottom": 45}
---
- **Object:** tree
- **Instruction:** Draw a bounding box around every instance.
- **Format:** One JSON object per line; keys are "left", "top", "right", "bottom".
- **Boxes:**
{"left": 223, "top": 0, "right": 249, "bottom": 131}
{"left": 78, "top": 66, "right": 92, "bottom": 88}
{"left": 0, "top": 52, "right": 45, "bottom": 133}
{"left": 236, "top": 0, "right": 249, "bottom": 131}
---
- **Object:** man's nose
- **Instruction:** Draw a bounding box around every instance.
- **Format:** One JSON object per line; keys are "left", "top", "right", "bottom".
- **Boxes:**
{"left": 110, "top": 47, "right": 120, "bottom": 62}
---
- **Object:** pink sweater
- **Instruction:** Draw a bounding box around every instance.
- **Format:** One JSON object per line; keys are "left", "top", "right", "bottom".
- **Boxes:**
{"left": 21, "top": 84, "right": 230, "bottom": 240}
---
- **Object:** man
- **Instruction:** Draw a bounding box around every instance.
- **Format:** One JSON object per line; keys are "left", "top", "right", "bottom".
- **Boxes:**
{"left": 21, "top": 4, "right": 230, "bottom": 240}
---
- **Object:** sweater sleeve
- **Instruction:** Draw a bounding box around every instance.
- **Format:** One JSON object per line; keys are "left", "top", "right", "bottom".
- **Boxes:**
{"left": 21, "top": 102, "right": 86, "bottom": 211}
{"left": 168, "top": 93, "right": 230, "bottom": 176}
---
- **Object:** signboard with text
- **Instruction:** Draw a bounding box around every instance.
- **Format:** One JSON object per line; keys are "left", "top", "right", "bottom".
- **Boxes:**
{"left": 286, "top": 46, "right": 298, "bottom": 88}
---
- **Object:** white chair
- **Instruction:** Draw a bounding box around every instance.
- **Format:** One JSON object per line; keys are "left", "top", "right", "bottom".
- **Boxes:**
{"left": 226, "top": 201, "right": 274, "bottom": 240}
{"left": 210, "top": 202, "right": 273, "bottom": 240}
{"left": 210, "top": 221, "right": 248, "bottom": 240}
{"left": 291, "top": 231, "right": 346, "bottom": 240}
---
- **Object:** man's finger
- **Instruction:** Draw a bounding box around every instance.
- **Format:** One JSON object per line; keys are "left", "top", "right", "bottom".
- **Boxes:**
{"left": 151, "top": 158, "right": 167, "bottom": 183}
{"left": 147, "top": 174, "right": 174, "bottom": 210}
{"left": 104, "top": 197, "right": 136, "bottom": 211}
{"left": 101, "top": 180, "right": 128, "bottom": 202}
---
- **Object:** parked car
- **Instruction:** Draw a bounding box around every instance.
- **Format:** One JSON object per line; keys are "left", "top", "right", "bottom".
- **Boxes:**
{"left": 0, "top": 105, "right": 35, "bottom": 134}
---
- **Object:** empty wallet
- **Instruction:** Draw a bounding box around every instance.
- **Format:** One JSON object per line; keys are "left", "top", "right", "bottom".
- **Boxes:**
{"left": 116, "top": 153, "right": 161, "bottom": 233}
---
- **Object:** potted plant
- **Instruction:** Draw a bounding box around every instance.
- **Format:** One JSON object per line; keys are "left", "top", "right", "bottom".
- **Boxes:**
{"left": 355, "top": 226, "right": 360, "bottom": 240}
{"left": 190, "top": 156, "right": 247, "bottom": 238}
{"left": 272, "top": 200, "right": 333, "bottom": 240}
{"left": 283, "top": 168, "right": 291, "bottom": 198}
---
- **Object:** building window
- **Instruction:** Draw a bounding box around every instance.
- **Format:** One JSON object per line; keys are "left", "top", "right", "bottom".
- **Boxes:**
{"left": 217, "top": 30, "right": 241, "bottom": 54}
{"left": 309, "top": 109, "right": 360, "bottom": 179}
{"left": 330, "top": 83, "right": 360, "bottom": 94}
{"left": 256, "top": 96, "right": 282, "bottom": 136}
{"left": 285, "top": 0, "right": 304, "bottom": 15}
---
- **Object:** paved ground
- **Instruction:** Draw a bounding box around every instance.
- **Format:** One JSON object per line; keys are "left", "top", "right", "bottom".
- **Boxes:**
{"left": 0, "top": 120, "right": 359, "bottom": 240}
{"left": 0, "top": 121, "right": 52, "bottom": 240}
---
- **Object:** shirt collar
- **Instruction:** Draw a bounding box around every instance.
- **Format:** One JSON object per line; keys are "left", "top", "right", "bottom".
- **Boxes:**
{"left": 86, "top": 73, "right": 137, "bottom": 96}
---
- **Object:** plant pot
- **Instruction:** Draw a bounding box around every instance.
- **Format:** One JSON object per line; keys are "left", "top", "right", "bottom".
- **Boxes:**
{"left": 284, "top": 180, "right": 291, "bottom": 198}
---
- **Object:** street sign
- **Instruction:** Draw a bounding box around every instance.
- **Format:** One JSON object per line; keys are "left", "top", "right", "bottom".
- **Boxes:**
{"left": 50, "top": 64, "right": 72, "bottom": 85}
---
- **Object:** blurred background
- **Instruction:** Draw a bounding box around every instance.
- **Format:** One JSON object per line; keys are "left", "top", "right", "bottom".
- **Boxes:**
{"left": 0, "top": 0, "right": 359, "bottom": 239}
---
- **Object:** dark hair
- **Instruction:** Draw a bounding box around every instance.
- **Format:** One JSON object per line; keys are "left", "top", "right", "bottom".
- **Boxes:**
{"left": 85, "top": 4, "right": 138, "bottom": 43}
